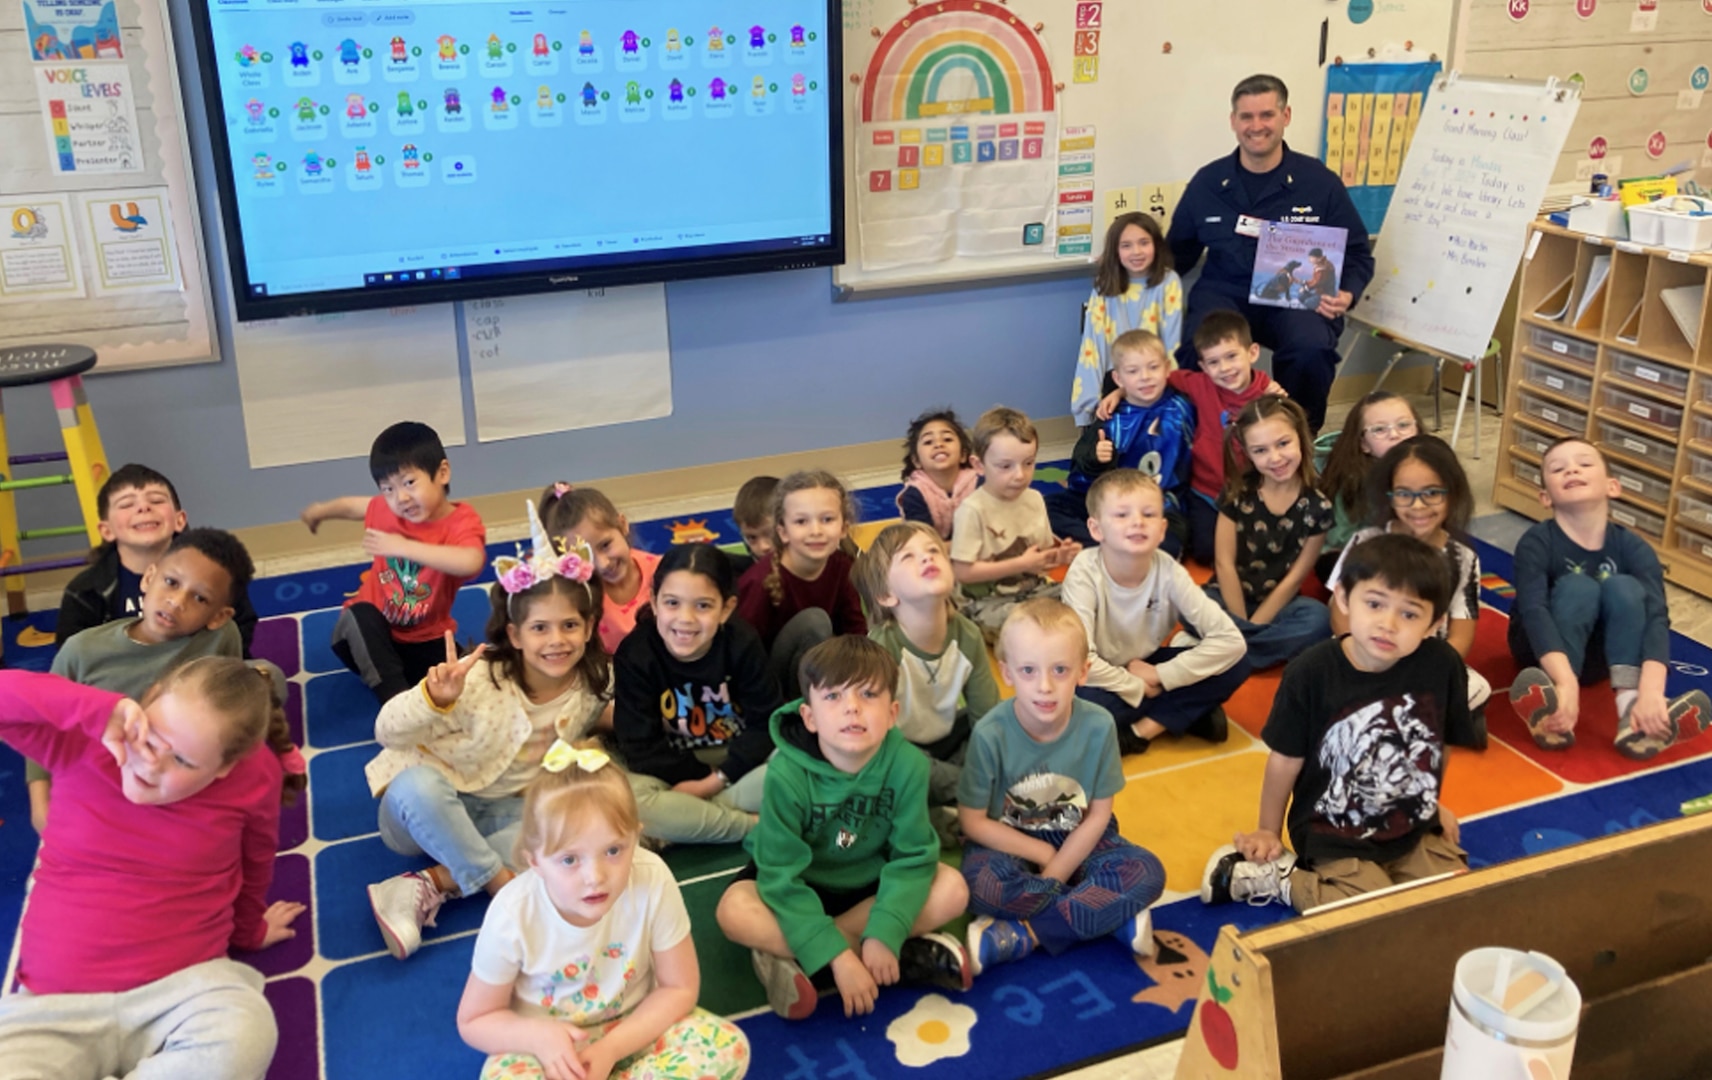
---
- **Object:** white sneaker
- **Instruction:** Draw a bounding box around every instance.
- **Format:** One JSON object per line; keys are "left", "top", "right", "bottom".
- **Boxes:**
{"left": 1200, "top": 844, "right": 1297, "bottom": 907}
{"left": 1114, "top": 908, "right": 1155, "bottom": 958}
{"left": 368, "top": 871, "right": 446, "bottom": 960}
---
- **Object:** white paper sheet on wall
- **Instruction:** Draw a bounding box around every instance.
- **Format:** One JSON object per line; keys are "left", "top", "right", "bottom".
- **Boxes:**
{"left": 233, "top": 304, "right": 465, "bottom": 468}
{"left": 464, "top": 285, "right": 672, "bottom": 443}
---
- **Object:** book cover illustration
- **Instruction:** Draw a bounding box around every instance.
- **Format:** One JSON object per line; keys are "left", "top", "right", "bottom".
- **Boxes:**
{"left": 1249, "top": 221, "right": 1349, "bottom": 310}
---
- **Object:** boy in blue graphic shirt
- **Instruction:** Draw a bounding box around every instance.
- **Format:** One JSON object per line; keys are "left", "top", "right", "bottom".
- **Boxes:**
{"left": 1048, "top": 329, "right": 1195, "bottom": 557}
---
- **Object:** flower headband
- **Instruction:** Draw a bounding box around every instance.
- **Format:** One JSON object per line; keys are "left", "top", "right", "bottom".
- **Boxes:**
{"left": 542, "top": 740, "right": 610, "bottom": 774}
{"left": 493, "top": 499, "right": 596, "bottom": 599}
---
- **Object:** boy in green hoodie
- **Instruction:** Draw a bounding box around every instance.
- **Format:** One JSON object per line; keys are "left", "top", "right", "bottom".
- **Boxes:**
{"left": 715, "top": 636, "right": 973, "bottom": 1020}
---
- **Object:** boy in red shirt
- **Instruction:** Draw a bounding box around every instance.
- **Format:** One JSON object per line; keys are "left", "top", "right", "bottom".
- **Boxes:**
{"left": 302, "top": 421, "right": 487, "bottom": 703}
{"left": 1106, "top": 311, "right": 1278, "bottom": 566}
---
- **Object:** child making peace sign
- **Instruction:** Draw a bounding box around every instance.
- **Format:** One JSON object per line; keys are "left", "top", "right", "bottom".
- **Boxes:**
{"left": 364, "top": 511, "right": 614, "bottom": 960}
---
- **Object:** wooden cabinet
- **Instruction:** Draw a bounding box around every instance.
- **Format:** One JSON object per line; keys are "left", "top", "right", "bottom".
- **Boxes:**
{"left": 1495, "top": 221, "right": 1712, "bottom": 599}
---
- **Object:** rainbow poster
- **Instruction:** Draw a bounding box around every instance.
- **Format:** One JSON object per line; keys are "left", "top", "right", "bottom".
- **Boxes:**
{"left": 853, "top": 0, "right": 1060, "bottom": 271}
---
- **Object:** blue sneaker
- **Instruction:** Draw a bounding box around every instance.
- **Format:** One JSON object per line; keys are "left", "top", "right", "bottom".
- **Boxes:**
{"left": 966, "top": 915, "right": 1034, "bottom": 977}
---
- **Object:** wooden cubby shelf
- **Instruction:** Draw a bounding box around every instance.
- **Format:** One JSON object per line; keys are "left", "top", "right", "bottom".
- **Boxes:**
{"left": 1495, "top": 222, "right": 1712, "bottom": 600}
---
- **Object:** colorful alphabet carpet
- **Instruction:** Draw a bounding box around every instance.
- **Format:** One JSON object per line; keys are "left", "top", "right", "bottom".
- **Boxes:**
{"left": 4, "top": 488, "right": 1712, "bottom": 1080}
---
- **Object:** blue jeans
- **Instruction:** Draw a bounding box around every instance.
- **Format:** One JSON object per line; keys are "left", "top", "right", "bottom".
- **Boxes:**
{"left": 963, "top": 821, "right": 1165, "bottom": 955}
{"left": 1077, "top": 645, "right": 1251, "bottom": 735}
{"left": 1507, "top": 572, "right": 1645, "bottom": 685}
{"left": 1205, "top": 584, "right": 1331, "bottom": 669}
{"left": 377, "top": 765, "right": 522, "bottom": 896}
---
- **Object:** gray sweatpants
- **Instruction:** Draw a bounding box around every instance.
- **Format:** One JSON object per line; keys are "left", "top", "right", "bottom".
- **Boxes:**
{"left": 0, "top": 957, "right": 277, "bottom": 1080}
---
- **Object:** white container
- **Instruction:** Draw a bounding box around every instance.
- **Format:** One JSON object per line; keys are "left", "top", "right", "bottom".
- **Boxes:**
{"left": 1442, "top": 949, "right": 1581, "bottom": 1080}
{"left": 1660, "top": 196, "right": 1712, "bottom": 252}
{"left": 1566, "top": 197, "right": 1626, "bottom": 240}
{"left": 1629, "top": 201, "right": 1670, "bottom": 246}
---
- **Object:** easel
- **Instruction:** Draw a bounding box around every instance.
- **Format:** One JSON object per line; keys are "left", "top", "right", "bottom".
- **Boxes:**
{"left": 1344, "top": 319, "right": 1503, "bottom": 458}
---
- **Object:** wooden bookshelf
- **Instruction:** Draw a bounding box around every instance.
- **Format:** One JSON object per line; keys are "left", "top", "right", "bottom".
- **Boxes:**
{"left": 1495, "top": 221, "right": 1712, "bottom": 600}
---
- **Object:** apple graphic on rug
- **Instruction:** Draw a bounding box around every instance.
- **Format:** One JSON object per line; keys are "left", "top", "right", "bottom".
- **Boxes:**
{"left": 1198, "top": 969, "right": 1239, "bottom": 1070}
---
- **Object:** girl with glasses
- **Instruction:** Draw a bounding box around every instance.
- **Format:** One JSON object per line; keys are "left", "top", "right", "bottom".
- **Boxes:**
{"left": 1324, "top": 435, "right": 1489, "bottom": 719}
{"left": 1314, "top": 391, "right": 1425, "bottom": 581}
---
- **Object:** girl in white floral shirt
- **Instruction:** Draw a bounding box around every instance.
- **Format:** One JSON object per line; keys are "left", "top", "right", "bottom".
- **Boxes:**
{"left": 458, "top": 744, "right": 749, "bottom": 1080}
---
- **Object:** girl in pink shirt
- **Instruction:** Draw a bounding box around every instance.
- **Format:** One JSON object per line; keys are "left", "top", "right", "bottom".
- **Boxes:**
{"left": 540, "top": 482, "right": 662, "bottom": 659}
{"left": 0, "top": 658, "right": 304, "bottom": 1080}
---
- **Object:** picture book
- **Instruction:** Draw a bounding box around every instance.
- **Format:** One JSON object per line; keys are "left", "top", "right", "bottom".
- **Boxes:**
{"left": 1249, "top": 221, "right": 1349, "bottom": 310}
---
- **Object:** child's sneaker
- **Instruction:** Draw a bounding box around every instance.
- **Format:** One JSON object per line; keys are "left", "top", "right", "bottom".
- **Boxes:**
{"left": 1113, "top": 908, "right": 1155, "bottom": 958}
{"left": 1615, "top": 689, "right": 1712, "bottom": 760}
{"left": 1115, "top": 723, "right": 1152, "bottom": 757}
{"left": 751, "top": 950, "right": 817, "bottom": 1020}
{"left": 367, "top": 870, "right": 446, "bottom": 960}
{"left": 1185, "top": 706, "right": 1230, "bottom": 745}
{"left": 966, "top": 915, "right": 1034, "bottom": 977}
{"left": 1509, "top": 667, "right": 1571, "bottom": 750}
{"left": 899, "top": 932, "right": 973, "bottom": 991}
{"left": 1200, "top": 844, "right": 1296, "bottom": 907}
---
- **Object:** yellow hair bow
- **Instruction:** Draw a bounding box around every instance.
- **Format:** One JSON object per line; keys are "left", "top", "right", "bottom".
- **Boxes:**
{"left": 542, "top": 740, "right": 609, "bottom": 774}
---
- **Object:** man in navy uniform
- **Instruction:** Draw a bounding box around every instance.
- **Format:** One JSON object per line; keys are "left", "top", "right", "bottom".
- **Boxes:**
{"left": 1167, "top": 74, "right": 1375, "bottom": 432}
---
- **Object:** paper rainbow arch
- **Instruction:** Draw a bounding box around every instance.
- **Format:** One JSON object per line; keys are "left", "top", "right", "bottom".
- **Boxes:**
{"left": 860, "top": 0, "right": 1055, "bottom": 123}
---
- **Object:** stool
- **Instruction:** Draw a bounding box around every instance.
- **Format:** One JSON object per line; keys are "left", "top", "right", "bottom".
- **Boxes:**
{"left": 0, "top": 345, "right": 109, "bottom": 617}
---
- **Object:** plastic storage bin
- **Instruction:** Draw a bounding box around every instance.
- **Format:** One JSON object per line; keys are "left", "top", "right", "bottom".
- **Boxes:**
{"left": 1602, "top": 385, "right": 1684, "bottom": 433}
{"left": 1597, "top": 419, "right": 1676, "bottom": 466}
{"left": 1609, "top": 499, "right": 1666, "bottom": 540}
{"left": 1689, "top": 446, "right": 1712, "bottom": 482}
{"left": 1675, "top": 523, "right": 1712, "bottom": 563}
{"left": 1513, "top": 424, "right": 1555, "bottom": 457}
{"left": 1527, "top": 325, "right": 1598, "bottom": 367}
{"left": 1521, "top": 391, "right": 1586, "bottom": 434}
{"left": 1609, "top": 350, "right": 1691, "bottom": 395}
{"left": 1522, "top": 359, "right": 1593, "bottom": 402}
{"left": 1678, "top": 491, "right": 1712, "bottom": 530}
{"left": 1610, "top": 460, "right": 1671, "bottom": 505}
{"left": 1512, "top": 458, "right": 1543, "bottom": 489}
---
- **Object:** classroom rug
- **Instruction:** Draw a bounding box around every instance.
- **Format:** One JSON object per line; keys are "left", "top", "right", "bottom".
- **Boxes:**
{"left": 6, "top": 492, "right": 1712, "bottom": 1079}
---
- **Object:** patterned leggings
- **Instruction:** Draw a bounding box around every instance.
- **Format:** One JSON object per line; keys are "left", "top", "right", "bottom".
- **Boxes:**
{"left": 962, "top": 821, "right": 1166, "bottom": 955}
{"left": 479, "top": 1007, "right": 749, "bottom": 1080}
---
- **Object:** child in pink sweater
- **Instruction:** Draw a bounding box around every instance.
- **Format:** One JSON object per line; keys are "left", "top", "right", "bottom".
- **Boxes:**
{"left": 0, "top": 660, "right": 304, "bottom": 1080}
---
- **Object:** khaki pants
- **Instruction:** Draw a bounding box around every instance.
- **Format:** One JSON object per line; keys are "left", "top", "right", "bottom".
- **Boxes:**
{"left": 1289, "top": 829, "right": 1467, "bottom": 913}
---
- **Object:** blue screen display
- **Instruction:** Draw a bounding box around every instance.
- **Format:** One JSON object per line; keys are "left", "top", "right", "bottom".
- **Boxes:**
{"left": 194, "top": 0, "right": 840, "bottom": 317}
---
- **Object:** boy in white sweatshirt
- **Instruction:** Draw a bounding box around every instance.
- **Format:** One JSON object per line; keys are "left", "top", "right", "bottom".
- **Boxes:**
{"left": 1060, "top": 470, "right": 1250, "bottom": 755}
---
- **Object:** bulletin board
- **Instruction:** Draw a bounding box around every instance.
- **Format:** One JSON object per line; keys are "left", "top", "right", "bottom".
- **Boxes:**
{"left": 832, "top": 0, "right": 1456, "bottom": 295}
{"left": 0, "top": 0, "right": 215, "bottom": 370}
{"left": 1451, "top": 0, "right": 1712, "bottom": 190}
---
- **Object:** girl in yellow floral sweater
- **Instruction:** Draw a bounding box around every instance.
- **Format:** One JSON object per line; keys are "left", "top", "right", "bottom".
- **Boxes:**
{"left": 1070, "top": 211, "right": 1185, "bottom": 426}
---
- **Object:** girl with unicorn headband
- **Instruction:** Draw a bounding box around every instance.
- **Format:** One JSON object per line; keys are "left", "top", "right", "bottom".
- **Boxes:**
{"left": 364, "top": 504, "right": 614, "bottom": 961}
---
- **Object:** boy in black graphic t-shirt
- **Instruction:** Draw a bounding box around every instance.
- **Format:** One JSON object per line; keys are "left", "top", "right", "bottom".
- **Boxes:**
{"left": 1201, "top": 533, "right": 1482, "bottom": 912}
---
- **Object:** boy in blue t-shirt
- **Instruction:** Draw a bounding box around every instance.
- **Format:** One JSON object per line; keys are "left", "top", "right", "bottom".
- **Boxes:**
{"left": 1048, "top": 330, "right": 1194, "bottom": 557}
{"left": 957, "top": 598, "right": 1166, "bottom": 973}
{"left": 1508, "top": 437, "right": 1710, "bottom": 758}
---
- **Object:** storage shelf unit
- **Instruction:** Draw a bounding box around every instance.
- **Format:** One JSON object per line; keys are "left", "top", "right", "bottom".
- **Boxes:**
{"left": 1494, "top": 221, "right": 1712, "bottom": 598}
